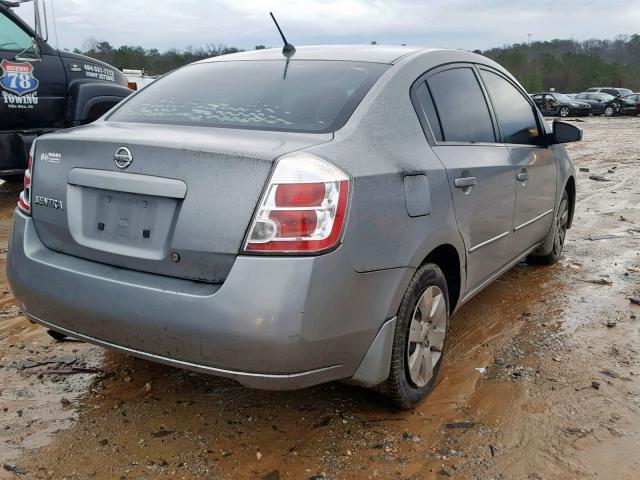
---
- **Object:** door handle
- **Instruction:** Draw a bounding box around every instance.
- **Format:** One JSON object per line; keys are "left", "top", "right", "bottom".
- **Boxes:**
{"left": 517, "top": 170, "right": 529, "bottom": 182}
{"left": 454, "top": 176, "right": 477, "bottom": 188}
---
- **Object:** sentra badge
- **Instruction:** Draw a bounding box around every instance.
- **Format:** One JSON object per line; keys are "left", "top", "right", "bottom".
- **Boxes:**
{"left": 33, "top": 196, "right": 64, "bottom": 210}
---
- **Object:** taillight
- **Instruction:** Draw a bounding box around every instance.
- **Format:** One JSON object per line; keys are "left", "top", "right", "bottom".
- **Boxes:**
{"left": 245, "top": 153, "right": 350, "bottom": 253}
{"left": 18, "top": 141, "right": 35, "bottom": 215}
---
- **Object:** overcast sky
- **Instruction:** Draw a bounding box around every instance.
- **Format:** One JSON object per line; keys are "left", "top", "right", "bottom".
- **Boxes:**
{"left": 13, "top": 0, "right": 640, "bottom": 52}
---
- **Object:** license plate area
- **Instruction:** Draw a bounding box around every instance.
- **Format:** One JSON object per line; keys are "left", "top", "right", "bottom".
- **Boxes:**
{"left": 67, "top": 186, "right": 179, "bottom": 260}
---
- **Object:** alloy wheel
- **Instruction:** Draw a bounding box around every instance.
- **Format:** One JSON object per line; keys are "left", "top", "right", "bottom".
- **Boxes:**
{"left": 554, "top": 196, "right": 569, "bottom": 256}
{"left": 406, "top": 285, "right": 447, "bottom": 388}
{"left": 560, "top": 107, "right": 570, "bottom": 117}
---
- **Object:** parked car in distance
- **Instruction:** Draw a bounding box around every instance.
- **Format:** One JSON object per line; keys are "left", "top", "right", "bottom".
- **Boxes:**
{"left": 574, "top": 92, "right": 621, "bottom": 116}
{"left": 531, "top": 92, "right": 591, "bottom": 117}
{"left": 586, "top": 87, "right": 633, "bottom": 98}
{"left": 8, "top": 45, "right": 581, "bottom": 409}
{"left": 620, "top": 93, "right": 640, "bottom": 116}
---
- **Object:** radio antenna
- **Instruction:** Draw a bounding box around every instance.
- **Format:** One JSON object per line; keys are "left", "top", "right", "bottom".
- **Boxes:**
{"left": 270, "top": 12, "right": 296, "bottom": 57}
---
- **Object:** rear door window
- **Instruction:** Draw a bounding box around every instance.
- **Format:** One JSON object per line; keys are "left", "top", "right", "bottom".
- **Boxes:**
{"left": 413, "top": 82, "right": 443, "bottom": 142}
{"left": 479, "top": 69, "right": 540, "bottom": 145}
{"left": 425, "top": 67, "right": 495, "bottom": 143}
{"left": 108, "top": 60, "right": 387, "bottom": 133}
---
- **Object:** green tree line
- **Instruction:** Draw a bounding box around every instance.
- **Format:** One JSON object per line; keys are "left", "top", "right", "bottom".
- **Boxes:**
{"left": 480, "top": 34, "right": 640, "bottom": 92}
{"left": 73, "top": 37, "right": 254, "bottom": 76}
{"left": 74, "top": 35, "right": 640, "bottom": 93}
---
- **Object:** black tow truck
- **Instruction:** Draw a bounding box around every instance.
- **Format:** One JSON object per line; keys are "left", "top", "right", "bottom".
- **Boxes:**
{"left": 0, "top": 0, "right": 132, "bottom": 180}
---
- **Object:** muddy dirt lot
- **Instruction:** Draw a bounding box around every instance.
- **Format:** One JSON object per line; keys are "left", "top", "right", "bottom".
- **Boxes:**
{"left": 0, "top": 116, "right": 638, "bottom": 479}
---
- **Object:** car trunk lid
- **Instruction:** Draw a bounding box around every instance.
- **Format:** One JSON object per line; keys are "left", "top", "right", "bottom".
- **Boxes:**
{"left": 31, "top": 122, "right": 333, "bottom": 283}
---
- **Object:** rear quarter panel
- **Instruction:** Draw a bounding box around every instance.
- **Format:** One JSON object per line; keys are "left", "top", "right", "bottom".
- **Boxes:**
{"left": 308, "top": 50, "right": 474, "bottom": 279}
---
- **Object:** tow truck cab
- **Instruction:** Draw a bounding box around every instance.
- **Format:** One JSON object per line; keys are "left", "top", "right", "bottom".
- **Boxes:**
{"left": 0, "top": 0, "right": 132, "bottom": 179}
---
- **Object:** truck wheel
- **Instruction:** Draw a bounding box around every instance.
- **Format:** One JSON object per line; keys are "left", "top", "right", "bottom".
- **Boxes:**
{"left": 559, "top": 106, "right": 570, "bottom": 117}
{"left": 0, "top": 176, "right": 23, "bottom": 183}
{"left": 604, "top": 106, "right": 615, "bottom": 117}
{"left": 383, "top": 263, "right": 449, "bottom": 409}
{"left": 528, "top": 190, "right": 569, "bottom": 265}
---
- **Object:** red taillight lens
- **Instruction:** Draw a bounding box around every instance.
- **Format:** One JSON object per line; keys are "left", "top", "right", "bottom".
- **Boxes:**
{"left": 275, "top": 183, "right": 325, "bottom": 207}
{"left": 269, "top": 210, "right": 318, "bottom": 237}
{"left": 18, "top": 143, "right": 34, "bottom": 215}
{"left": 245, "top": 154, "right": 350, "bottom": 253}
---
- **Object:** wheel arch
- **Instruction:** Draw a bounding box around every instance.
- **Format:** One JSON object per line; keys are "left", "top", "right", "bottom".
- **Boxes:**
{"left": 66, "top": 82, "right": 133, "bottom": 126}
{"left": 420, "top": 244, "right": 462, "bottom": 314}
{"left": 564, "top": 175, "right": 576, "bottom": 228}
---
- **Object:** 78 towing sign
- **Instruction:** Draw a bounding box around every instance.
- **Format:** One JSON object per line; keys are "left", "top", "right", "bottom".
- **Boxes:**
{"left": 0, "top": 59, "right": 39, "bottom": 95}
{"left": 0, "top": 59, "right": 39, "bottom": 109}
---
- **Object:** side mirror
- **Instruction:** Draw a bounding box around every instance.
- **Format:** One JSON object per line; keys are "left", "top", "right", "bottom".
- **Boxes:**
{"left": 15, "top": 38, "right": 42, "bottom": 63}
{"left": 552, "top": 121, "right": 582, "bottom": 144}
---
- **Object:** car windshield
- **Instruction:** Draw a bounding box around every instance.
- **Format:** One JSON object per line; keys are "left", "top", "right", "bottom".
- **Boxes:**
{"left": 599, "top": 93, "right": 616, "bottom": 101}
{"left": 553, "top": 93, "right": 573, "bottom": 101}
{"left": 108, "top": 60, "right": 388, "bottom": 133}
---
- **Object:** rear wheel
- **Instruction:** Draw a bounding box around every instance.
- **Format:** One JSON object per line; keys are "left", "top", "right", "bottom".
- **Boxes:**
{"left": 382, "top": 263, "right": 449, "bottom": 409}
{"left": 559, "top": 106, "right": 570, "bottom": 117}
{"left": 604, "top": 105, "right": 615, "bottom": 117}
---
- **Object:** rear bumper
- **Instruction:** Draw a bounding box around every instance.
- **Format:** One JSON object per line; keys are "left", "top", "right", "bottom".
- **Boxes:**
{"left": 8, "top": 210, "right": 409, "bottom": 389}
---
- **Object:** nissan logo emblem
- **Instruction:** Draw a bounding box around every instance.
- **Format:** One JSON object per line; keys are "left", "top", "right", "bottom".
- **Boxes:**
{"left": 114, "top": 147, "right": 133, "bottom": 169}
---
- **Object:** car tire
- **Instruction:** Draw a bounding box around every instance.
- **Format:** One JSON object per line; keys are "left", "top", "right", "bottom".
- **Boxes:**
{"left": 528, "top": 190, "right": 570, "bottom": 265}
{"left": 604, "top": 106, "right": 615, "bottom": 117}
{"left": 559, "top": 106, "right": 570, "bottom": 117}
{"left": 0, "top": 176, "right": 23, "bottom": 183}
{"left": 382, "top": 263, "right": 449, "bottom": 409}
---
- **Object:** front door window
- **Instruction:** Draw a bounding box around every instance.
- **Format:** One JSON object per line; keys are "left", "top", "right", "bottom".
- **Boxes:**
{"left": 0, "top": 12, "right": 33, "bottom": 52}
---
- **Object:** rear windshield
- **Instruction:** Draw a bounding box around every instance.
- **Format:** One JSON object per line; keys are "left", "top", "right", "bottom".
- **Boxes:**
{"left": 108, "top": 60, "right": 388, "bottom": 133}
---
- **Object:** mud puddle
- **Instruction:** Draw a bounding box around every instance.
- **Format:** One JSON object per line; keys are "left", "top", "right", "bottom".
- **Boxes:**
{"left": 0, "top": 117, "right": 638, "bottom": 479}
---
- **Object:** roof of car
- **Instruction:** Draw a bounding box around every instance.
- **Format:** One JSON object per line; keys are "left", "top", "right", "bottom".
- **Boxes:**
{"left": 200, "top": 45, "right": 427, "bottom": 65}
